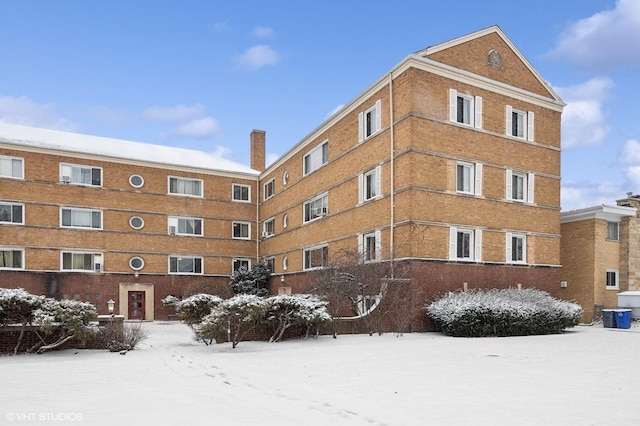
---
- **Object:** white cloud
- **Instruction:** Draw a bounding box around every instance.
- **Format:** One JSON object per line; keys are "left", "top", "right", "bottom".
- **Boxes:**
{"left": 327, "top": 104, "right": 345, "bottom": 119}
{"left": 265, "top": 153, "right": 279, "bottom": 167}
{"left": 173, "top": 117, "right": 220, "bottom": 138}
{"left": 141, "top": 104, "right": 206, "bottom": 123}
{"left": 546, "top": 0, "right": 640, "bottom": 70}
{"left": 212, "top": 145, "right": 232, "bottom": 158}
{"left": 561, "top": 180, "right": 623, "bottom": 211}
{"left": 0, "top": 95, "right": 78, "bottom": 131}
{"left": 555, "top": 78, "right": 613, "bottom": 149}
{"left": 618, "top": 139, "right": 640, "bottom": 164}
{"left": 252, "top": 26, "right": 275, "bottom": 38}
{"left": 235, "top": 45, "right": 280, "bottom": 70}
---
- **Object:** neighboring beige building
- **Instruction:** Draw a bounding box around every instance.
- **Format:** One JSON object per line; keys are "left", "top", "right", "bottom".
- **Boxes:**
{"left": 1, "top": 26, "right": 565, "bottom": 327}
{"left": 560, "top": 201, "right": 637, "bottom": 322}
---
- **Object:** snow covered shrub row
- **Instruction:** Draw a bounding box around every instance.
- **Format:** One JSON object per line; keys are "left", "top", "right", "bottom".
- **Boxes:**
{"left": 190, "top": 293, "right": 331, "bottom": 348}
{"left": 173, "top": 293, "right": 223, "bottom": 326}
{"left": 426, "top": 288, "right": 583, "bottom": 337}
{"left": 0, "top": 288, "right": 98, "bottom": 353}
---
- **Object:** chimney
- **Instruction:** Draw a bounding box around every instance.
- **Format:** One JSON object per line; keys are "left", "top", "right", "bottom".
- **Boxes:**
{"left": 250, "top": 130, "right": 266, "bottom": 172}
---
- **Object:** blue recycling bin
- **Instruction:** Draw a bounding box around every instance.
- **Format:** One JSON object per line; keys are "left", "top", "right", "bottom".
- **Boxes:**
{"left": 615, "top": 309, "right": 632, "bottom": 329}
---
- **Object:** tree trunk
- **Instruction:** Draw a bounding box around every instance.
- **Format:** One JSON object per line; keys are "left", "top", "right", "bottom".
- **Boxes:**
{"left": 37, "top": 332, "right": 75, "bottom": 354}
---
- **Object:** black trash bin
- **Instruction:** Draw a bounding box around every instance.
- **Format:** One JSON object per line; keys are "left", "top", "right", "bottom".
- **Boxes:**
{"left": 602, "top": 309, "right": 616, "bottom": 328}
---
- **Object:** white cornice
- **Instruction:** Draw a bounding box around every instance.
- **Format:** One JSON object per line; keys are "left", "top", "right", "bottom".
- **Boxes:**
{"left": 561, "top": 204, "right": 637, "bottom": 223}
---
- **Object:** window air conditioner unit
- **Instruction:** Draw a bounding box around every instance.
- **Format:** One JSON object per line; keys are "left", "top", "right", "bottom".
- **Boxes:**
{"left": 62, "top": 175, "right": 71, "bottom": 183}
{"left": 169, "top": 226, "right": 176, "bottom": 235}
{"left": 261, "top": 231, "right": 269, "bottom": 238}
{"left": 94, "top": 263, "right": 102, "bottom": 272}
{"left": 315, "top": 207, "right": 327, "bottom": 216}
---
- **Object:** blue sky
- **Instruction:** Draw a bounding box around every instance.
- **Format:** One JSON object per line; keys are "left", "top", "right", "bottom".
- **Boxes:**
{"left": 0, "top": 0, "right": 638, "bottom": 211}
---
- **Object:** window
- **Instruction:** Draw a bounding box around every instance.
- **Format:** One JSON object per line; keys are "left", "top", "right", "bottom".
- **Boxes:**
{"left": 0, "top": 249, "right": 23, "bottom": 269}
{"left": 359, "top": 100, "right": 382, "bottom": 141}
{"left": 606, "top": 269, "right": 619, "bottom": 289}
{"left": 60, "top": 163, "right": 101, "bottom": 186}
{"left": 129, "top": 216, "right": 144, "bottom": 230}
{"left": 607, "top": 222, "right": 620, "bottom": 241}
{"left": 449, "top": 89, "right": 482, "bottom": 128}
{"left": 129, "top": 257, "right": 144, "bottom": 271}
{"left": 0, "top": 202, "right": 23, "bottom": 224}
{"left": 232, "top": 221, "right": 250, "bottom": 239}
{"left": 169, "top": 256, "right": 203, "bottom": 274}
{"left": 232, "top": 258, "right": 250, "bottom": 272}
{"left": 129, "top": 174, "right": 144, "bottom": 188}
{"left": 232, "top": 184, "right": 250, "bottom": 202}
{"left": 506, "top": 106, "right": 534, "bottom": 141}
{"left": 359, "top": 231, "right": 381, "bottom": 262}
{"left": 506, "top": 170, "right": 534, "bottom": 203}
{"left": 303, "top": 141, "right": 328, "bottom": 175}
{"left": 304, "top": 193, "right": 328, "bottom": 223}
{"left": 168, "top": 176, "right": 203, "bottom": 197}
{"left": 449, "top": 227, "right": 482, "bottom": 261}
{"left": 0, "top": 155, "right": 24, "bottom": 179}
{"left": 506, "top": 233, "right": 526, "bottom": 264}
{"left": 304, "top": 245, "right": 328, "bottom": 270}
{"left": 263, "top": 217, "right": 275, "bottom": 238}
{"left": 264, "top": 179, "right": 275, "bottom": 200}
{"left": 61, "top": 208, "right": 102, "bottom": 229}
{"left": 456, "top": 162, "right": 483, "bottom": 195}
{"left": 264, "top": 257, "right": 275, "bottom": 274}
{"left": 359, "top": 166, "right": 381, "bottom": 202}
{"left": 62, "top": 252, "right": 102, "bottom": 272}
{"left": 168, "top": 217, "right": 203, "bottom": 236}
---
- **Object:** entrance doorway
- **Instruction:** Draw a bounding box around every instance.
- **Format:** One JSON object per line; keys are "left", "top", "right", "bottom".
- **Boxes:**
{"left": 128, "top": 291, "right": 145, "bottom": 320}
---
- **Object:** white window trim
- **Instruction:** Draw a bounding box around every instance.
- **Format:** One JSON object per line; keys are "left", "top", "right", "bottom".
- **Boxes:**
{"left": 129, "top": 256, "right": 145, "bottom": 271}
{"left": 506, "top": 232, "right": 527, "bottom": 264}
{"left": 168, "top": 216, "right": 204, "bottom": 237}
{"left": 60, "top": 207, "right": 103, "bottom": 230}
{"left": 303, "top": 193, "right": 328, "bottom": 223}
{"left": 168, "top": 255, "right": 204, "bottom": 275}
{"left": 168, "top": 176, "right": 203, "bottom": 198}
{"left": 0, "top": 155, "right": 24, "bottom": 179}
{"left": 449, "top": 227, "right": 482, "bottom": 262}
{"left": 61, "top": 251, "right": 102, "bottom": 273}
{"left": 264, "top": 256, "right": 275, "bottom": 274}
{"left": 358, "top": 99, "right": 382, "bottom": 142}
{"left": 456, "top": 162, "right": 483, "bottom": 196}
{"left": 607, "top": 221, "right": 620, "bottom": 241}
{"left": 303, "top": 244, "right": 329, "bottom": 270}
{"left": 60, "top": 163, "right": 102, "bottom": 187}
{"left": 129, "top": 216, "right": 145, "bottom": 230}
{"left": 0, "top": 202, "right": 24, "bottom": 225}
{"left": 359, "top": 166, "right": 382, "bottom": 203}
{"left": 129, "top": 174, "right": 144, "bottom": 188}
{"left": 0, "top": 247, "right": 25, "bottom": 270}
{"left": 232, "top": 221, "right": 251, "bottom": 240}
{"left": 449, "top": 89, "right": 482, "bottom": 129}
{"left": 506, "top": 105, "right": 535, "bottom": 141}
{"left": 232, "top": 183, "right": 251, "bottom": 203}
{"left": 303, "top": 140, "right": 328, "bottom": 176}
{"left": 506, "top": 170, "right": 535, "bottom": 203}
{"left": 232, "top": 258, "right": 251, "bottom": 273}
{"left": 263, "top": 178, "right": 275, "bottom": 201}
{"left": 359, "top": 230, "right": 381, "bottom": 263}
{"left": 606, "top": 269, "right": 619, "bottom": 290}
{"left": 262, "top": 217, "right": 275, "bottom": 238}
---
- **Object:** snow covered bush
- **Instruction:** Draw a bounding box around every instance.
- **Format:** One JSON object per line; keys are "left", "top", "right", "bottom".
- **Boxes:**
{"left": 265, "top": 294, "right": 331, "bottom": 342}
{"left": 196, "top": 294, "right": 267, "bottom": 348}
{"left": 174, "top": 293, "right": 223, "bottom": 326}
{"left": 161, "top": 295, "right": 180, "bottom": 308}
{"left": 33, "top": 298, "right": 98, "bottom": 353}
{"left": 100, "top": 321, "right": 148, "bottom": 352}
{"left": 426, "top": 288, "right": 583, "bottom": 337}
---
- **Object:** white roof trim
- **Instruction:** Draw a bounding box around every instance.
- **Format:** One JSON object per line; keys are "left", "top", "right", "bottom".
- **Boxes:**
{"left": 561, "top": 204, "right": 637, "bottom": 223}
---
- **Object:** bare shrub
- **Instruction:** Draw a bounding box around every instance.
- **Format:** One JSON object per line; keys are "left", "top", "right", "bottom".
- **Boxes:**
{"left": 100, "top": 322, "right": 148, "bottom": 352}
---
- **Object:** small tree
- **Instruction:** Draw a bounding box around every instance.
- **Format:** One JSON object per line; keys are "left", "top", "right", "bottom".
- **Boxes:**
{"left": 265, "top": 294, "right": 331, "bottom": 342}
{"left": 0, "top": 288, "right": 46, "bottom": 354}
{"left": 33, "top": 299, "right": 97, "bottom": 353}
{"left": 196, "top": 294, "right": 267, "bottom": 348}
{"left": 230, "top": 262, "right": 271, "bottom": 296}
{"left": 174, "top": 294, "right": 223, "bottom": 326}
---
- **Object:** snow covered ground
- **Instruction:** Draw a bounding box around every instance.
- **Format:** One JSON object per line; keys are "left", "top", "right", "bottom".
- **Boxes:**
{"left": 2, "top": 321, "right": 639, "bottom": 426}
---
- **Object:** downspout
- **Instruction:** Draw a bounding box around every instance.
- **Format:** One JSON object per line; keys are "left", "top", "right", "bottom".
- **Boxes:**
{"left": 256, "top": 178, "right": 260, "bottom": 263}
{"left": 389, "top": 72, "right": 395, "bottom": 279}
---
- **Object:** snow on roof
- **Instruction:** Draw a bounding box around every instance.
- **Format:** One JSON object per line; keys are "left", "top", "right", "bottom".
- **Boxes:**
{"left": 0, "top": 122, "right": 259, "bottom": 176}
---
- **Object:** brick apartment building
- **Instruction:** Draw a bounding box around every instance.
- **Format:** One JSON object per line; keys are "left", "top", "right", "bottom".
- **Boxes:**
{"left": 0, "top": 26, "right": 564, "bottom": 328}
{"left": 560, "top": 194, "right": 640, "bottom": 322}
